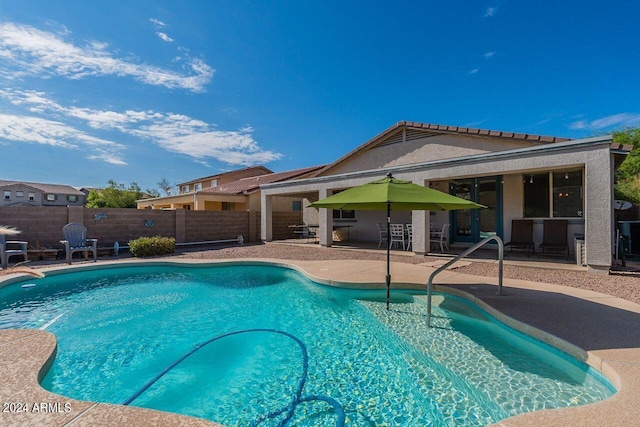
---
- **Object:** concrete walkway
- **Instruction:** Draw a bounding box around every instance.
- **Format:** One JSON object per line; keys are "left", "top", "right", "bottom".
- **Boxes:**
{"left": 1, "top": 258, "right": 639, "bottom": 426}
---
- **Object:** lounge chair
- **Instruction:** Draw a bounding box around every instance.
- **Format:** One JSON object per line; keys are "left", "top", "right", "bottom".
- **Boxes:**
{"left": 505, "top": 219, "right": 534, "bottom": 257}
{"left": 538, "top": 219, "right": 569, "bottom": 260}
{"left": 0, "top": 234, "right": 28, "bottom": 269}
{"left": 60, "top": 223, "right": 98, "bottom": 264}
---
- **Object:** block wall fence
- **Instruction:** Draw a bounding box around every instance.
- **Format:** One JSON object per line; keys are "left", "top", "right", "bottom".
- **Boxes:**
{"left": 0, "top": 207, "right": 302, "bottom": 248}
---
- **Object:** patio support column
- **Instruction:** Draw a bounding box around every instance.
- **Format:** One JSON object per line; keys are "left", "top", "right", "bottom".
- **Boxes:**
{"left": 584, "top": 147, "right": 614, "bottom": 271}
{"left": 412, "top": 210, "right": 430, "bottom": 256}
{"left": 318, "top": 188, "right": 333, "bottom": 247}
{"left": 261, "top": 193, "right": 273, "bottom": 242}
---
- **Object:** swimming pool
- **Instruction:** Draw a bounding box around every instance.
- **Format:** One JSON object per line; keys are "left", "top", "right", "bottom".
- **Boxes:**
{"left": 0, "top": 263, "right": 614, "bottom": 426}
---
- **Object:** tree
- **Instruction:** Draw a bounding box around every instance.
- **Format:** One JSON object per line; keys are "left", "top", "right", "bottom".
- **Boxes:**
{"left": 613, "top": 127, "right": 640, "bottom": 204}
{"left": 157, "top": 178, "right": 174, "bottom": 196}
{"left": 145, "top": 188, "right": 161, "bottom": 198}
{"left": 86, "top": 180, "right": 144, "bottom": 208}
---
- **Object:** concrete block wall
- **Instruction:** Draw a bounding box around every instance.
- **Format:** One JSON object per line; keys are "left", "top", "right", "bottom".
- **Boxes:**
{"left": 184, "top": 211, "right": 252, "bottom": 242}
{"left": 0, "top": 206, "right": 68, "bottom": 247}
{"left": 84, "top": 208, "right": 176, "bottom": 246}
{"left": 272, "top": 212, "right": 303, "bottom": 240}
{"left": 1, "top": 207, "right": 302, "bottom": 249}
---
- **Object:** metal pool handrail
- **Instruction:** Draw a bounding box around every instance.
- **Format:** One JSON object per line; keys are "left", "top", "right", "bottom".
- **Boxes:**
{"left": 123, "top": 328, "right": 345, "bottom": 427}
{"left": 427, "top": 235, "right": 505, "bottom": 326}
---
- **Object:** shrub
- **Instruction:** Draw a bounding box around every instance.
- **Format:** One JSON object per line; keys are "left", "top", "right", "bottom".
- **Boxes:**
{"left": 128, "top": 236, "right": 175, "bottom": 257}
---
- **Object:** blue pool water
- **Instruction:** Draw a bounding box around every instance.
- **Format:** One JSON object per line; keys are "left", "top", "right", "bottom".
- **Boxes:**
{"left": 0, "top": 264, "right": 614, "bottom": 426}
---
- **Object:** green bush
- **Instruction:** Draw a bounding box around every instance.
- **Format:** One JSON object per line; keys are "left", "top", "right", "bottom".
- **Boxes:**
{"left": 128, "top": 236, "right": 175, "bottom": 257}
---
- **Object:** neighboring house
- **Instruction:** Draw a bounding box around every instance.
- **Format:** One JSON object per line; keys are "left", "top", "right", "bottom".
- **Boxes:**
{"left": 137, "top": 165, "right": 325, "bottom": 212}
{"left": 0, "top": 180, "right": 85, "bottom": 207}
{"left": 260, "top": 121, "right": 632, "bottom": 272}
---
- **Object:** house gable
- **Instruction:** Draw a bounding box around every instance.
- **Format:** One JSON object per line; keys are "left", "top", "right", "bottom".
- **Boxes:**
{"left": 315, "top": 121, "right": 572, "bottom": 176}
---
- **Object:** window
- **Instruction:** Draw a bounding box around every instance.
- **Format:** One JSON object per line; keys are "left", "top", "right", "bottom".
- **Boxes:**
{"left": 46, "top": 194, "right": 56, "bottom": 202}
{"left": 194, "top": 183, "right": 202, "bottom": 191}
{"left": 181, "top": 185, "right": 189, "bottom": 193}
{"left": 333, "top": 209, "right": 355, "bottom": 220}
{"left": 211, "top": 179, "right": 218, "bottom": 187}
{"left": 553, "top": 171, "right": 583, "bottom": 217}
{"left": 292, "top": 200, "right": 302, "bottom": 211}
{"left": 523, "top": 173, "right": 549, "bottom": 218}
{"left": 222, "top": 202, "right": 236, "bottom": 211}
{"left": 28, "top": 192, "right": 35, "bottom": 201}
{"left": 523, "top": 170, "right": 583, "bottom": 218}
{"left": 16, "top": 191, "right": 24, "bottom": 198}
{"left": 330, "top": 189, "right": 355, "bottom": 219}
{"left": 67, "top": 195, "right": 78, "bottom": 202}
{"left": 3, "top": 190, "right": 10, "bottom": 200}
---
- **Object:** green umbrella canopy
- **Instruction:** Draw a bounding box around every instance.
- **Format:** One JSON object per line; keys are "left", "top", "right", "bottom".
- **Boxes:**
{"left": 309, "top": 175, "right": 486, "bottom": 211}
{"left": 310, "top": 174, "right": 485, "bottom": 310}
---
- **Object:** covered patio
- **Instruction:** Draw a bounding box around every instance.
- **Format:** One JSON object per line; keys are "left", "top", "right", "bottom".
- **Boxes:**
{"left": 260, "top": 122, "right": 631, "bottom": 272}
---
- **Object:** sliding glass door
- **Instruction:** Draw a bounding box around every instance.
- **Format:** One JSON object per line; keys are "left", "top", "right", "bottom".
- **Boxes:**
{"left": 451, "top": 176, "right": 502, "bottom": 244}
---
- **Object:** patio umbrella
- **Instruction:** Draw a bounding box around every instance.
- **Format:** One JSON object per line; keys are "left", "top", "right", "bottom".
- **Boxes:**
{"left": 309, "top": 173, "right": 485, "bottom": 309}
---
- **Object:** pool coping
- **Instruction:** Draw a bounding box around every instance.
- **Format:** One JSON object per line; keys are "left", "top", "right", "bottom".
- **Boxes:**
{"left": 1, "top": 258, "right": 639, "bottom": 426}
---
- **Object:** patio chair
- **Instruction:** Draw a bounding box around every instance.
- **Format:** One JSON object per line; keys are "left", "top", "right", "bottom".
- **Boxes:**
{"left": 0, "top": 234, "right": 28, "bottom": 269}
{"left": 389, "top": 223, "right": 405, "bottom": 250}
{"left": 405, "top": 224, "right": 413, "bottom": 251}
{"left": 60, "top": 223, "right": 98, "bottom": 265}
{"left": 376, "top": 223, "right": 388, "bottom": 248}
{"left": 538, "top": 219, "right": 569, "bottom": 260}
{"left": 505, "top": 219, "right": 534, "bottom": 257}
{"left": 430, "top": 223, "right": 450, "bottom": 252}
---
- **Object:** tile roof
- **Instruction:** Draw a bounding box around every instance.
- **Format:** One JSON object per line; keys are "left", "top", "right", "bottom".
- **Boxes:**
{"left": 397, "top": 121, "right": 571, "bottom": 142}
{"left": 178, "top": 165, "right": 273, "bottom": 186}
{"left": 0, "top": 180, "right": 84, "bottom": 195}
{"left": 201, "top": 165, "right": 325, "bottom": 195}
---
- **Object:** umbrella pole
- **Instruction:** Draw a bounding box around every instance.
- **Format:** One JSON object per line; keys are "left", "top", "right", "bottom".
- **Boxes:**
{"left": 386, "top": 202, "right": 391, "bottom": 310}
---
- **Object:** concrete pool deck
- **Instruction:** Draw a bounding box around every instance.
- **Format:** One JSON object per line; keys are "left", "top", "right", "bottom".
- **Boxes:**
{"left": 1, "top": 258, "right": 639, "bottom": 426}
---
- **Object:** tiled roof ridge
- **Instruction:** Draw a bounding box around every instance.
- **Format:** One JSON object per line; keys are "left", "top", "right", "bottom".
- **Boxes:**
{"left": 202, "top": 164, "right": 326, "bottom": 195}
{"left": 397, "top": 120, "right": 572, "bottom": 143}
{"left": 179, "top": 165, "right": 273, "bottom": 185}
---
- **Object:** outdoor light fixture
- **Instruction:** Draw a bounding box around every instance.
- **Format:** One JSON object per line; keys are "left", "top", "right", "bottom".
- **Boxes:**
{"left": 529, "top": 175, "right": 534, "bottom": 184}
{"left": 565, "top": 172, "right": 569, "bottom": 179}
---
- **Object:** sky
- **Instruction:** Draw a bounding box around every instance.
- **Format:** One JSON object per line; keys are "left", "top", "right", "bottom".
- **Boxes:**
{"left": 0, "top": 1, "right": 639, "bottom": 193}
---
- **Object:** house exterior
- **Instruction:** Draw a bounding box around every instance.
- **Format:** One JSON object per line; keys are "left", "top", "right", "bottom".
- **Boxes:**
{"left": 0, "top": 180, "right": 85, "bottom": 207}
{"left": 260, "top": 121, "right": 631, "bottom": 272}
{"left": 137, "top": 165, "right": 325, "bottom": 212}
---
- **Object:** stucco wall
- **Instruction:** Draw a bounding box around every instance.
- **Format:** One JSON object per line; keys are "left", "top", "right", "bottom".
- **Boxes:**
{"left": 328, "top": 133, "right": 536, "bottom": 176}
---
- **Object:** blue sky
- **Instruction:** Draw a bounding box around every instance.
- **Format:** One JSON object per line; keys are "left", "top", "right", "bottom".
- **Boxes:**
{"left": 1, "top": 1, "right": 639, "bottom": 192}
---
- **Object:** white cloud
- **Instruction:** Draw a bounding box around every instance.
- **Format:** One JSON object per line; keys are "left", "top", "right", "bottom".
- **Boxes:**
{"left": 569, "top": 113, "right": 640, "bottom": 130}
{"left": 483, "top": 51, "right": 495, "bottom": 59}
{"left": 156, "top": 32, "right": 174, "bottom": 43}
{"left": 149, "top": 18, "right": 166, "bottom": 28}
{"left": 469, "top": 68, "right": 479, "bottom": 74}
{"left": 0, "top": 22, "right": 213, "bottom": 92}
{"left": 0, "top": 112, "right": 127, "bottom": 164}
{"left": 484, "top": 7, "right": 497, "bottom": 17}
{"left": 0, "top": 89, "right": 282, "bottom": 166}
